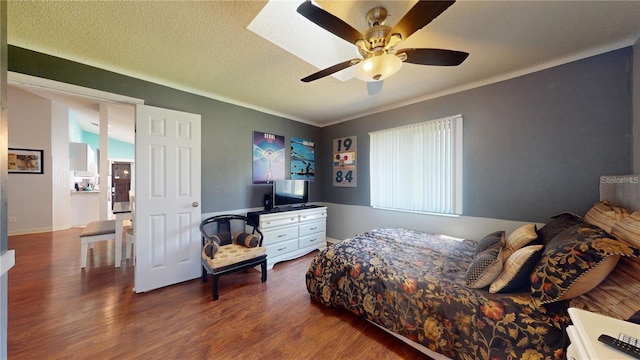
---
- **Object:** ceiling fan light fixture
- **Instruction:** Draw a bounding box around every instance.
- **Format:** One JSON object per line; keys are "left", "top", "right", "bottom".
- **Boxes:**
{"left": 354, "top": 53, "right": 402, "bottom": 82}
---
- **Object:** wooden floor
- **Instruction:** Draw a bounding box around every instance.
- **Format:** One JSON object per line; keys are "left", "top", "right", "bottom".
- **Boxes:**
{"left": 7, "top": 228, "right": 429, "bottom": 359}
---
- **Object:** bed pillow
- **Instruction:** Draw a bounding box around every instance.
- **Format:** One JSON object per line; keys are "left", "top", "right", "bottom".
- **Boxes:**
{"left": 489, "top": 245, "right": 544, "bottom": 293}
{"left": 610, "top": 211, "right": 640, "bottom": 248}
{"left": 584, "top": 201, "right": 630, "bottom": 233}
{"left": 530, "top": 222, "right": 640, "bottom": 305}
{"left": 569, "top": 256, "right": 640, "bottom": 321}
{"left": 465, "top": 248, "right": 503, "bottom": 289}
{"left": 474, "top": 231, "right": 505, "bottom": 256}
{"left": 537, "top": 212, "right": 583, "bottom": 246}
{"left": 502, "top": 224, "right": 539, "bottom": 260}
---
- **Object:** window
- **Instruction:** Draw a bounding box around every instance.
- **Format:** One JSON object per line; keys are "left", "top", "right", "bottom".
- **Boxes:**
{"left": 369, "top": 114, "right": 463, "bottom": 215}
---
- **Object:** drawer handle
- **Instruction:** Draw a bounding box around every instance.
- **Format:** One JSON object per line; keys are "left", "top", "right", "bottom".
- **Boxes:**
{"left": 277, "top": 234, "right": 286, "bottom": 238}
{"left": 309, "top": 227, "right": 317, "bottom": 231}
{"left": 309, "top": 238, "right": 316, "bottom": 242}
{"left": 277, "top": 247, "right": 287, "bottom": 251}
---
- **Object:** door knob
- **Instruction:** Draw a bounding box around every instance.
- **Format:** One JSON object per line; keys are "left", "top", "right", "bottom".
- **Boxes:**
{"left": 192, "top": 201, "right": 199, "bottom": 207}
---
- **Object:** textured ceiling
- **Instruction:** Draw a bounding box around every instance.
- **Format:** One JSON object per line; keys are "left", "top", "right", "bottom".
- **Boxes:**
{"left": 8, "top": 0, "right": 640, "bottom": 128}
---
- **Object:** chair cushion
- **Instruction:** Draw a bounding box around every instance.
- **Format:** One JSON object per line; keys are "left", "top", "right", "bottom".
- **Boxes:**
{"left": 202, "top": 244, "right": 266, "bottom": 269}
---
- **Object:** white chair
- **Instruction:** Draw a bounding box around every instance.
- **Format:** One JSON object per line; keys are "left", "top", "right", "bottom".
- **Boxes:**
{"left": 80, "top": 220, "right": 117, "bottom": 268}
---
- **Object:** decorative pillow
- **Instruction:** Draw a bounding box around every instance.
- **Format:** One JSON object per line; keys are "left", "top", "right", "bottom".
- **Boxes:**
{"left": 475, "top": 231, "right": 505, "bottom": 256}
{"left": 502, "top": 224, "right": 539, "bottom": 260}
{"left": 537, "top": 212, "right": 583, "bottom": 246}
{"left": 203, "top": 234, "right": 221, "bottom": 258}
{"left": 465, "top": 248, "right": 503, "bottom": 289}
{"left": 530, "top": 222, "right": 640, "bottom": 305}
{"left": 584, "top": 201, "right": 630, "bottom": 233}
{"left": 233, "top": 232, "right": 259, "bottom": 248}
{"left": 610, "top": 211, "right": 640, "bottom": 248}
{"left": 489, "top": 245, "right": 544, "bottom": 293}
{"left": 569, "top": 256, "right": 640, "bottom": 321}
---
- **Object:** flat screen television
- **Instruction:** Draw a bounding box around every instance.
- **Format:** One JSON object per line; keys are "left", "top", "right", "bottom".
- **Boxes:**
{"left": 273, "top": 179, "right": 308, "bottom": 208}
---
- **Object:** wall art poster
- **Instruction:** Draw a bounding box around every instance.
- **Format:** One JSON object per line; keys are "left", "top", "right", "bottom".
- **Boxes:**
{"left": 8, "top": 148, "right": 44, "bottom": 174}
{"left": 333, "top": 136, "right": 357, "bottom": 187}
{"left": 291, "top": 137, "right": 315, "bottom": 182}
{"left": 253, "top": 131, "right": 285, "bottom": 184}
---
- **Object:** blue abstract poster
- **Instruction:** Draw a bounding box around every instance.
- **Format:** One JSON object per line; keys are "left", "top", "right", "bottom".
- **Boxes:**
{"left": 253, "top": 131, "right": 285, "bottom": 184}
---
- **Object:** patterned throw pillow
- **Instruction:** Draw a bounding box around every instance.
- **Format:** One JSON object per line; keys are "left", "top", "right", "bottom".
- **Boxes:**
{"left": 465, "top": 248, "right": 503, "bottom": 289}
{"left": 233, "top": 232, "right": 260, "bottom": 248}
{"left": 502, "top": 224, "right": 539, "bottom": 260}
{"left": 489, "top": 245, "right": 544, "bottom": 293}
{"left": 537, "top": 212, "right": 583, "bottom": 246}
{"left": 203, "top": 234, "right": 221, "bottom": 258}
{"left": 584, "top": 201, "right": 630, "bottom": 233}
{"left": 610, "top": 211, "right": 640, "bottom": 248}
{"left": 474, "top": 231, "right": 505, "bottom": 256}
{"left": 530, "top": 222, "right": 640, "bottom": 305}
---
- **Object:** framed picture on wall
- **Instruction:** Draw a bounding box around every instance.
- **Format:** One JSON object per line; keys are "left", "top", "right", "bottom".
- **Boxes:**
{"left": 332, "top": 136, "right": 357, "bottom": 187}
{"left": 252, "top": 131, "right": 285, "bottom": 184}
{"left": 8, "top": 148, "right": 44, "bottom": 174}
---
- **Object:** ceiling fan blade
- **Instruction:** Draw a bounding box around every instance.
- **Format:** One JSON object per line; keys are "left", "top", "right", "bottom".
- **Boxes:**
{"left": 301, "top": 59, "right": 361, "bottom": 82}
{"left": 297, "top": 1, "right": 364, "bottom": 44}
{"left": 398, "top": 48, "right": 469, "bottom": 66}
{"left": 367, "top": 81, "right": 383, "bottom": 96}
{"left": 390, "top": 1, "right": 455, "bottom": 41}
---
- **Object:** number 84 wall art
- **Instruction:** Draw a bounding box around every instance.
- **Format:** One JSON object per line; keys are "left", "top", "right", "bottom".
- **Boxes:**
{"left": 333, "top": 136, "right": 357, "bottom": 187}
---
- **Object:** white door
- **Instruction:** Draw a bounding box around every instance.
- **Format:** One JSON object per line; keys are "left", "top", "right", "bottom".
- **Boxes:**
{"left": 134, "top": 104, "right": 201, "bottom": 292}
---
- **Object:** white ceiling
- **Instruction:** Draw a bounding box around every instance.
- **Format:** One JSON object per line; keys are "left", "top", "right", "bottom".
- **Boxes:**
{"left": 7, "top": 0, "right": 640, "bottom": 129}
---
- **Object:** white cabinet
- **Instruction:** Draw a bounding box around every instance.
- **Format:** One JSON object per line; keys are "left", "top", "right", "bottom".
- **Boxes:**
{"left": 248, "top": 206, "right": 327, "bottom": 270}
{"left": 69, "top": 142, "right": 96, "bottom": 174}
{"left": 69, "top": 191, "right": 100, "bottom": 226}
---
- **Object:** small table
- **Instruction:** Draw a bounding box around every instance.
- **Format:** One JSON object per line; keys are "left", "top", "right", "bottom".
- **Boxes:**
{"left": 113, "top": 202, "right": 132, "bottom": 267}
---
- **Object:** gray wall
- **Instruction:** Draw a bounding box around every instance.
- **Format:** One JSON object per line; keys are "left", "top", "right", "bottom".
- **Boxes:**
{"left": 321, "top": 47, "right": 633, "bottom": 223}
{"left": 8, "top": 45, "right": 635, "bottom": 223}
{"left": 8, "top": 46, "right": 322, "bottom": 213}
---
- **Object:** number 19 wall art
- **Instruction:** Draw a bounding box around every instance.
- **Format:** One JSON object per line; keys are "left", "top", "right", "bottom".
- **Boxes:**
{"left": 333, "top": 136, "right": 357, "bottom": 187}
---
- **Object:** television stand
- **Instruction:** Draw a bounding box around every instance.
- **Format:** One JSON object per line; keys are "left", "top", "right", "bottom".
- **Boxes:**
{"left": 247, "top": 206, "right": 327, "bottom": 270}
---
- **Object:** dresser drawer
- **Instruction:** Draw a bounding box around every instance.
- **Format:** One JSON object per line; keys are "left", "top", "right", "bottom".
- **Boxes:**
{"left": 299, "top": 220, "right": 326, "bottom": 237}
{"left": 299, "top": 232, "right": 325, "bottom": 249}
{"left": 262, "top": 226, "right": 298, "bottom": 246}
{"left": 265, "top": 239, "right": 298, "bottom": 258}
{"left": 260, "top": 214, "right": 298, "bottom": 228}
{"left": 299, "top": 209, "right": 327, "bottom": 223}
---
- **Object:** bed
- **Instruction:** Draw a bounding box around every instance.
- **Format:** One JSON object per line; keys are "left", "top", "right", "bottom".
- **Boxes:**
{"left": 306, "top": 176, "right": 640, "bottom": 360}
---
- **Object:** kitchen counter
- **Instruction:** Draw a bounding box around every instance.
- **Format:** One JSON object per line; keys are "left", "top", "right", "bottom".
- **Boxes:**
{"left": 70, "top": 191, "right": 100, "bottom": 226}
{"left": 70, "top": 190, "right": 101, "bottom": 194}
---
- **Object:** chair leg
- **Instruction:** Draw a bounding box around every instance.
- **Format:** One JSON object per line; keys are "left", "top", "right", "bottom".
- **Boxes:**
{"left": 261, "top": 261, "right": 267, "bottom": 283}
{"left": 202, "top": 266, "right": 208, "bottom": 282}
{"left": 81, "top": 242, "right": 88, "bottom": 269}
{"left": 212, "top": 274, "right": 220, "bottom": 301}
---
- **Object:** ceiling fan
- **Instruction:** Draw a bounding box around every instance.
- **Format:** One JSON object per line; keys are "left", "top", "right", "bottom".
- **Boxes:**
{"left": 296, "top": 0, "right": 469, "bottom": 83}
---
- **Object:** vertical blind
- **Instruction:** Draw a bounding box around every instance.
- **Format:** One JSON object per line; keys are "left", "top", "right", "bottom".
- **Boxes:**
{"left": 370, "top": 115, "right": 463, "bottom": 214}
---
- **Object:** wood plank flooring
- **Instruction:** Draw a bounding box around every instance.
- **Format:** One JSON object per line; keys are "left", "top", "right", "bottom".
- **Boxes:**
{"left": 7, "top": 228, "right": 428, "bottom": 359}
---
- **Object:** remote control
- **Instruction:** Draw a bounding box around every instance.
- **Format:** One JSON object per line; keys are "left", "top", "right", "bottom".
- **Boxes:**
{"left": 598, "top": 334, "right": 640, "bottom": 359}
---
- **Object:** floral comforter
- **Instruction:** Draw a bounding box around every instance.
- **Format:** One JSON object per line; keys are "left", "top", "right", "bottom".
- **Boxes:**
{"left": 306, "top": 228, "right": 570, "bottom": 360}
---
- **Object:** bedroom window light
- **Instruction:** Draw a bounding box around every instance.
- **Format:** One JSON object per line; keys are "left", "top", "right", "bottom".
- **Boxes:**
{"left": 369, "top": 114, "right": 463, "bottom": 215}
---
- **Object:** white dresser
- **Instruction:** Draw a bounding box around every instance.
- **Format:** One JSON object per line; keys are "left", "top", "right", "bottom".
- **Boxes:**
{"left": 247, "top": 206, "right": 327, "bottom": 270}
